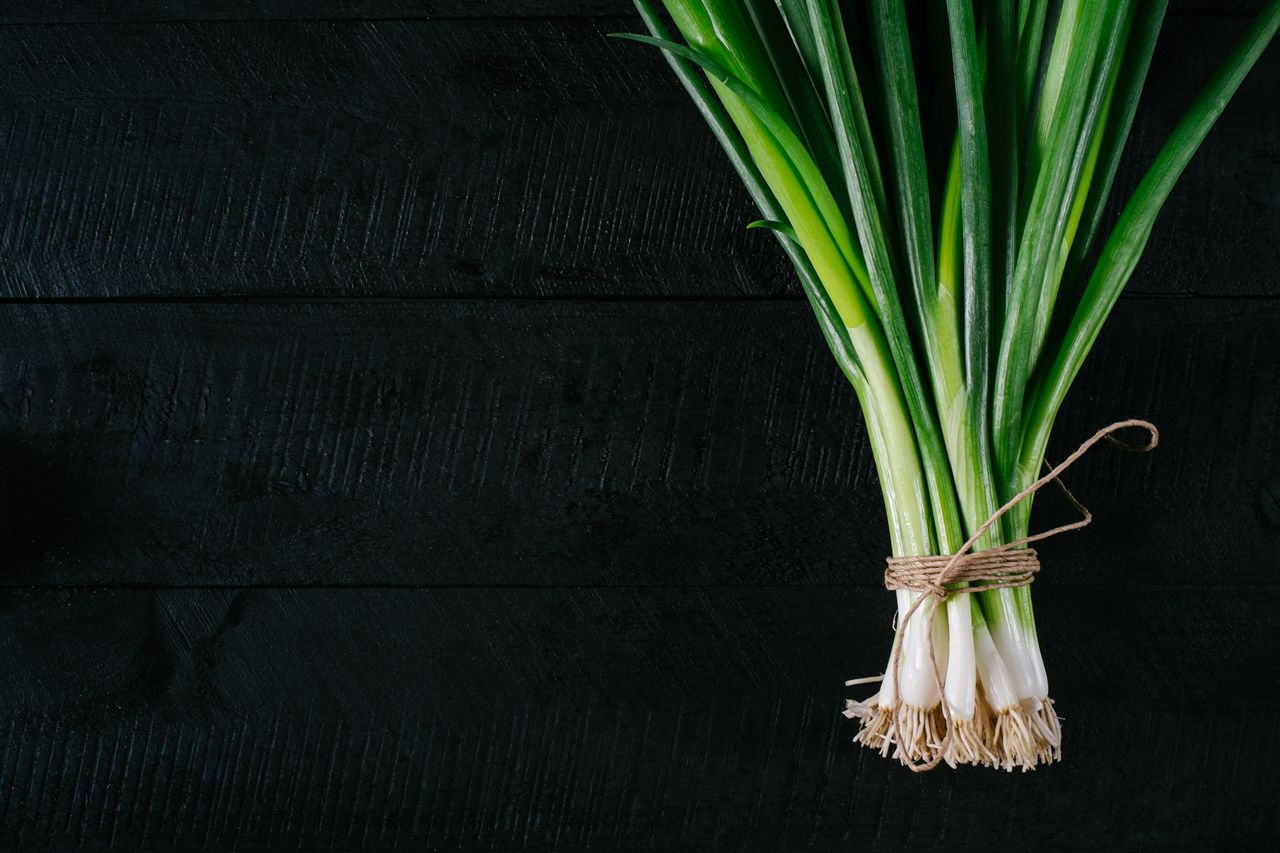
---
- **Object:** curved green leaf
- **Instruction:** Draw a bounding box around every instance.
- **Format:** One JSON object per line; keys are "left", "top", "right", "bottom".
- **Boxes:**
{"left": 1022, "top": 0, "right": 1280, "bottom": 482}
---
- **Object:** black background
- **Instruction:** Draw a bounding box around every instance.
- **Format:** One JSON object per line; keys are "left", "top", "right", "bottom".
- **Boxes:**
{"left": 1, "top": 1, "right": 1277, "bottom": 850}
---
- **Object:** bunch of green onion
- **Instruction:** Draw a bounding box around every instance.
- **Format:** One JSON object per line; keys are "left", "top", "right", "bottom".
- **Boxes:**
{"left": 618, "top": 0, "right": 1279, "bottom": 770}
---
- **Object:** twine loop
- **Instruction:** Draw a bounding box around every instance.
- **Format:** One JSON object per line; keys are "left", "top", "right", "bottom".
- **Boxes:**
{"left": 876, "top": 418, "right": 1159, "bottom": 772}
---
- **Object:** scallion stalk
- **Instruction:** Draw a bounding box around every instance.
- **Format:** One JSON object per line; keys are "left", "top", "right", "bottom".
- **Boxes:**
{"left": 617, "top": 0, "right": 1280, "bottom": 770}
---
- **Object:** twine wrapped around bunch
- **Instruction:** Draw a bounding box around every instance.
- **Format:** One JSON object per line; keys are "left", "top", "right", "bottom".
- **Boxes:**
{"left": 880, "top": 418, "right": 1160, "bottom": 772}
{"left": 885, "top": 549, "right": 1040, "bottom": 597}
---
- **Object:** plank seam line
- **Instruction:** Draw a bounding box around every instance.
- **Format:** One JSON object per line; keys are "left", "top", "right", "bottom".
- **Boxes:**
{"left": 1, "top": 582, "right": 1274, "bottom": 591}
{"left": 0, "top": 15, "right": 636, "bottom": 28}
{"left": 0, "top": 10, "right": 1250, "bottom": 27}
{"left": 0, "top": 292, "right": 1275, "bottom": 306}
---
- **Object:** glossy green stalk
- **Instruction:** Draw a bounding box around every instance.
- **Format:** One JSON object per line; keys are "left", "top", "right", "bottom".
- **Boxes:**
{"left": 987, "top": 0, "right": 1018, "bottom": 335}
{"left": 1023, "top": 0, "right": 1280, "bottom": 501}
{"left": 862, "top": 0, "right": 969, "bottom": 551}
{"left": 624, "top": 4, "right": 937, "bottom": 560}
{"left": 1061, "top": 0, "right": 1170, "bottom": 301}
{"left": 1015, "top": 0, "right": 1049, "bottom": 146}
{"left": 631, "top": 1, "right": 858, "bottom": 380}
{"left": 943, "top": 0, "right": 1001, "bottom": 548}
{"left": 991, "top": 1, "right": 1108, "bottom": 495}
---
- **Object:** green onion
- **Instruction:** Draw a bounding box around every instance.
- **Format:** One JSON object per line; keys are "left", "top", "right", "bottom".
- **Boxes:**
{"left": 617, "top": 0, "right": 1280, "bottom": 770}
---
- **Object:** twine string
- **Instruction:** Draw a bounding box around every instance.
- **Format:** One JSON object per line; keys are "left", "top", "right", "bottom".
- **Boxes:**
{"left": 881, "top": 418, "right": 1159, "bottom": 772}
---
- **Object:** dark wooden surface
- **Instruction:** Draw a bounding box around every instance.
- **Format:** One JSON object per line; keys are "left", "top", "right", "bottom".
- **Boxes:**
{"left": 0, "top": 2, "right": 1277, "bottom": 850}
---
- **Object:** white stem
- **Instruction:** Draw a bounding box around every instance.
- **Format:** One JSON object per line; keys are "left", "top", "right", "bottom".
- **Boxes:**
{"left": 974, "top": 619, "right": 1020, "bottom": 711}
{"left": 894, "top": 589, "right": 945, "bottom": 708}
{"left": 878, "top": 626, "right": 899, "bottom": 707}
{"left": 986, "top": 609, "right": 1041, "bottom": 702}
{"left": 942, "top": 596, "right": 976, "bottom": 720}
{"left": 1025, "top": 630, "right": 1049, "bottom": 700}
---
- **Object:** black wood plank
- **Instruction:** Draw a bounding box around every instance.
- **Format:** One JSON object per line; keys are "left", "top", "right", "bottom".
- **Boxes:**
{"left": 5, "top": 706, "right": 1273, "bottom": 850}
{"left": 0, "top": 0, "right": 1266, "bottom": 24}
{"left": 0, "top": 1, "right": 627, "bottom": 23}
{"left": 0, "top": 298, "right": 1276, "bottom": 587}
{"left": 2, "top": 586, "right": 1270, "bottom": 713}
{"left": 0, "top": 16, "right": 1276, "bottom": 299}
{"left": 0, "top": 585, "right": 1276, "bottom": 849}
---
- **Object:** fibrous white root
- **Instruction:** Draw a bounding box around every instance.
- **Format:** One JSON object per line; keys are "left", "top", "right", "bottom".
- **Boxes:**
{"left": 847, "top": 683, "right": 1062, "bottom": 771}
{"left": 993, "top": 704, "right": 1040, "bottom": 772}
{"left": 891, "top": 703, "right": 938, "bottom": 764}
{"left": 849, "top": 701, "right": 895, "bottom": 755}
{"left": 1030, "top": 698, "right": 1063, "bottom": 765}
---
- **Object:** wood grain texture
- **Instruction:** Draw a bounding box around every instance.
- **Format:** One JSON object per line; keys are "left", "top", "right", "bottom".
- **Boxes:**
{"left": 0, "top": 16, "right": 1275, "bottom": 299}
{"left": 0, "top": 298, "right": 1276, "bottom": 587}
{"left": 0, "top": 585, "right": 1276, "bottom": 849}
{"left": 3, "top": 706, "right": 1273, "bottom": 850}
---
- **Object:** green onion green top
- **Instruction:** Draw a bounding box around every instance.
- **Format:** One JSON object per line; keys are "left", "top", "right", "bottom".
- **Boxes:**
{"left": 618, "top": 0, "right": 1280, "bottom": 555}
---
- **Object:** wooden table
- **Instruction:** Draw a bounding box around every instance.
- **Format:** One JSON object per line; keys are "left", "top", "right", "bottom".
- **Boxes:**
{"left": 1, "top": 1, "right": 1276, "bottom": 849}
